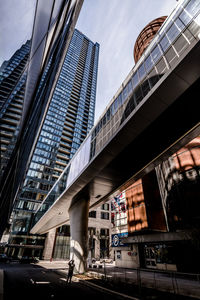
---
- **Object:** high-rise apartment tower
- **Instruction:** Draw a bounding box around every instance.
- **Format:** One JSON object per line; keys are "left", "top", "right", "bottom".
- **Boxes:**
{"left": 0, "top": 41, "right": 30, "bottom": 177}
{"left": 7, "top": 29, "right": 99, "bottom": 258}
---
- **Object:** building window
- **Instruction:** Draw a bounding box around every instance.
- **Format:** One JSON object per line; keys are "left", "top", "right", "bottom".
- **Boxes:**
{"left": 17, "top": 200, "right": 24, "bottom": 209}
{"left": 89, "top": 211, "right": 96, "bottom": 218}
{"left": 100, "top": 228, "right": 109, "bottom": 236}
{"left": 57, "top": 225, "right": 70, "bottom": 236}
{"left": 88, "top": 227, "right": 96, "bottom": 235}
{"left": 116, "top": 250, "right": 121, "bottom": 260}
{"left": 101, "top": 203, "right": 109, "bottom": 211}
{"left": 101, "top": 212, "right": 109, "bottom": 220}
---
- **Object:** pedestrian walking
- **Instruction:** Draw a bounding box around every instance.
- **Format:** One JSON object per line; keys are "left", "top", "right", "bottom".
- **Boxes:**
{"left": 66, "top": 259, "right": 75, "bottom": 283}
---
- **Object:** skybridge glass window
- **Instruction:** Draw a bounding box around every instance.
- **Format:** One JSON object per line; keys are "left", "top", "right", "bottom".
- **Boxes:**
{"left": 115, "top": 97, "right": 120, "bottom": 112}
{"left": 179, "top": 10, "right": 191, "bottom": 26}
{"left": 132, "top": 72, "right": 139, "bottom": 89}
{"left": 106, "top": 108, "right": 111, "bottom": 121}
{"left": 127, "top": 80, "right": 132, "bottom": 97}
{"left": 138, "top": 63, "right": 146, "bottom": 80}
{"left": 122, "top": 86, "right": 128, "bottom": 103}
{"left": 175, "top": 17, "right": 185, "bottom": 31}
{"left": 144, "top": 55, "right": 154, "bottom": 73}
{"left": 160, "top": 35, "right": 170, "bottom": 52}
{"left": 102, "top": 114, "right": 106, "bottom": 125}
{"left": 117, "top": 92, "right": 122, "bottom": 106}
{"left": 166, "top": 23, "right": 180, "bottom": 43}
{"left": 99, "top": 119, "right": 103, "bottom": 131}
{"left": 185, "top": 0, "right": 200, "bottom": 17}
{"left": 151, "top": 45, "right": 162, "bottom": 63}
{"left": 110, "top": 103, "right": 114, "bottom": 116}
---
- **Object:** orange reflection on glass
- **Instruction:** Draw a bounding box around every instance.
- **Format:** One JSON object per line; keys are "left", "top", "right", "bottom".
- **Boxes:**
{"left": 126, "top": 179, "right": 148, "bottom": 233}
{"left": 173, "top": 137, "right": 200, "bottom": 172}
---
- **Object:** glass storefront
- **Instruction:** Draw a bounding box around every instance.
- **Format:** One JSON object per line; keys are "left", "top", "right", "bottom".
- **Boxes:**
{"left": 53, "top": 225, "right": 70, "bottom": 260}
{"left": 144, "top": 243, "right": 176, "bottom": 270}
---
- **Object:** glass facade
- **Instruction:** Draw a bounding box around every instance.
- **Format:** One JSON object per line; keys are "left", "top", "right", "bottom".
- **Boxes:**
{"left": 53, "top": 225, "right": 70, "bottom": 260}
{"left": 0, "top": 41, "right": 30, "bottom": 176}
{"left": 90, "top": 0, "right": 200, "bottom": 157}
{"left": 33, "top": 0, "right": 200, "bottom": 229}
{"left": 155, "top": 136, "right": 200, "bottom": 230}
{"left": 0, "top": 0, "right": 84, "bottom": 240}
{"left": 10, "top": 29, "right": 99, "bottom": 253}
{"left": 110, "top": 135, "right": 200, "bottom": 272}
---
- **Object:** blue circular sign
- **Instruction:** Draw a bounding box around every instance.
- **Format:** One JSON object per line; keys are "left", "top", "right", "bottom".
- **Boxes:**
{"left": 113, "top": 234, "right": 120, "bottom": 247}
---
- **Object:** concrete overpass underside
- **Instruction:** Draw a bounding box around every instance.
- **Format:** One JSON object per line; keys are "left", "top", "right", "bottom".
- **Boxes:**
{"left": 31, "top": 36, "right": 200, "bottom": 272}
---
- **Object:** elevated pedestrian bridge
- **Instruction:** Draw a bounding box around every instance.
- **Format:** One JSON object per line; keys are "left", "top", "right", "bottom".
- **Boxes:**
{"left": 31, "top": 0, "right": 200, "bottom": 235}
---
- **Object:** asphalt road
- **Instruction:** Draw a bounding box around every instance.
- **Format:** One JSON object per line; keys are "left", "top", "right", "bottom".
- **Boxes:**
{"left": 1, "top": 263, "right": 129, "bottom": 300}
{"left": 1, "top": 261, "right": 199, "bottom": 300}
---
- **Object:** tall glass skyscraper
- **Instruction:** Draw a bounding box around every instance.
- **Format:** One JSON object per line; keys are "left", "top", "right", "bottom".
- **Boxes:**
{"left": 7, "top": 29, "right": 99, "bottom": 258}
{"left": 0, "top": 41, "right": 30, "bottom": 177}
{"left": 0, "top": 0, "right": 84, "bottom": 240}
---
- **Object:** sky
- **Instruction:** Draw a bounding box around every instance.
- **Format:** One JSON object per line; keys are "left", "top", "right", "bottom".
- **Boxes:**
{"left": 0, "top": 0, "right": 36, "bottom": 65}
{"left": 0, "top": 0, "right": 177, "bottom": 122}
{"left": 76, "top": 0, "right": 177, "bottom": 121}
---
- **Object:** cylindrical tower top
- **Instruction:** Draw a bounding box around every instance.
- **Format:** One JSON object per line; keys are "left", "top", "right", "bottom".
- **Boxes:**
{"left": 134, "top": 16, "right": 167, "bottom": 63}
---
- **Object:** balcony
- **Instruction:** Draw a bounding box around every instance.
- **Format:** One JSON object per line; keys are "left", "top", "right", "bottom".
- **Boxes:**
{"left": 2, "top": 117, "right": 18, "bottom": 126}
{"left": 10, "top": 103, "right": 22, "bottom": 110}
{"left": 57, "top": 152, "right": 70, "bottom": 160}
{"left": 4, "top": 112, "right": 21, "bottom": 120}
{"left": 58, "top": 146, "right": 71, "bottom": 155}
{"left": 60, "top": 140, "right": 71, "bottom": 148}
{"left": 0, "top": 131, "right": 13, "bottom": 137}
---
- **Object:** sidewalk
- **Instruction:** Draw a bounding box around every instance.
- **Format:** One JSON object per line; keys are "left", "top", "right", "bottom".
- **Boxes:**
{"left": 87, "top": 266, "right": 200, "bottom": 299}
{"left": 38, "top": 260, "right": 200, "bottom": 299}
{"left": 36, "top": 261, "right": 139, "bottom": 300}
{"left": 37, "top": 260, "right": 69, "bottom": 270}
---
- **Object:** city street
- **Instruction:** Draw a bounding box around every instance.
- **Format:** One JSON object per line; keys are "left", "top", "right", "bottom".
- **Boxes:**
{"left": 1, "top": 261, "right": 199, "bottom": 300}
{"left": 1, "top": 262, "right": 129, "bottom": 300}
{"left": 1, "top": 3, "right": 200, "bottom": 300}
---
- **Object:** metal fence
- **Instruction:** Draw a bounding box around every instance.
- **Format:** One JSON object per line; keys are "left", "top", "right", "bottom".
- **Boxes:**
{"left": 87, "top": 265, "right": 200, "bottom": 299}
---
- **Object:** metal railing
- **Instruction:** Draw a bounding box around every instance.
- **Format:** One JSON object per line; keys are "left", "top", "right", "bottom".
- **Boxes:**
{"left": 87, "top": 264, "right": 200, "bottom": 299}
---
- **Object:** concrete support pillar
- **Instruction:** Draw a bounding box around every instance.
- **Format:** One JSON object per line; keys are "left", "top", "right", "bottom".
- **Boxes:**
{"left": 69, "top": 194, "right": 89, "bottom": 273}
{"left": 42, "top": 228, "right": 57, "bottom": 260}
